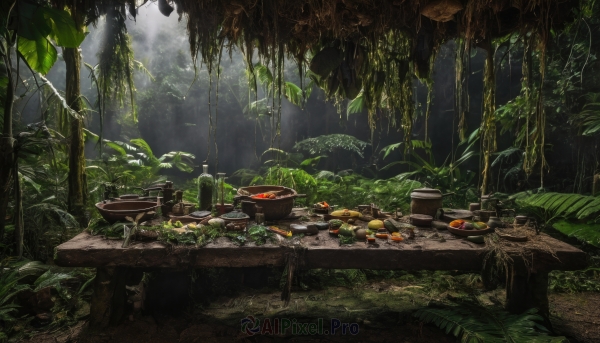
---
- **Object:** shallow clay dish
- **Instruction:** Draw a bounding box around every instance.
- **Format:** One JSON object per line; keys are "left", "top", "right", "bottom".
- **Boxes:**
{"left": 447, "top": 226, "right": 494, "bottom": 237}
{"left": 410, "top": 214, "right": 433, "bottom": 226}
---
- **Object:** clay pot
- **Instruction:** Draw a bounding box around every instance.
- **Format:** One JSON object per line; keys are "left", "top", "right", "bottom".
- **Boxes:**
{"left": 410, "top": 188, "right": 443, "bottom": 218}
{"left": 487, "top": 216, "right": 504, "bottom": 229}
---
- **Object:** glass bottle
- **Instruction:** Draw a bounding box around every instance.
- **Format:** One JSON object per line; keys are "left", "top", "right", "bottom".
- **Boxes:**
{"left": 217, "top": 172, "right": 226, "bottom": 206}
{"left": 197, "top": 165, "right": 214, "bottom": 211}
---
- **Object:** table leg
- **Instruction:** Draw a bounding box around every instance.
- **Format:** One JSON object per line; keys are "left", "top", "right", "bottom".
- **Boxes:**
{"left": 506, "top": 267, "right": 550, "bottom": 323}
{"left": 89, "top": 267, "right": 128, "bottom": 329}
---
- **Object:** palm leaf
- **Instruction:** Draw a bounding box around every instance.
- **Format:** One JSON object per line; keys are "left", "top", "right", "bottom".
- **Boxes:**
{"left": 284, "top": 81, "right": 303, "bottom": 106}
{"left": 130, "top": 138, "right": 155, "bottom": 161}
{"left": 347, "top": 91, "right": 365, "bottom": 116}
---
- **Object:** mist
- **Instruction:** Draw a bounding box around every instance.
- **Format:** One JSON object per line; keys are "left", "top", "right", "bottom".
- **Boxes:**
{"left": 15, "top": 3, "right": 523, "bottom": 184}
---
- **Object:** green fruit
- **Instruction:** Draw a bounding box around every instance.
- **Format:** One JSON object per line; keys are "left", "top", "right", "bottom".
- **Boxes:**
{"left": 466, "top": 236, "right": 485, "bottom": 244}
{"left": 473, "top": 222, "right": 488, "bottom": 230}
{"left": 339, "top": 224, "right": 354, "bottom": 237}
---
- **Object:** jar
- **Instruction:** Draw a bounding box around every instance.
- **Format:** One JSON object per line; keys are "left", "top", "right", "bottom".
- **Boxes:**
{"left": 410, "top": 188, "right": 443, "bottom": 218}
{"left": 197, "top": 165, "right": 214, "bottom": 211}
{"left": 469, "top": 203, "right": 481, "bottom": 211}
{"left": 515, "top": 215, "right": 528, "bottom": 225}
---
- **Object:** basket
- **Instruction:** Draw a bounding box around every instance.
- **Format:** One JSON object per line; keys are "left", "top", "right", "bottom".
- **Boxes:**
{"left": 235, "top": 186, "right": 305, "bottom": 221}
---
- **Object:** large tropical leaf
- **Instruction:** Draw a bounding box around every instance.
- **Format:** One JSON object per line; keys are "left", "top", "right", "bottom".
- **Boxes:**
{"left": 552, "top": 220, "right": 600, "bottom": 247}
{"left": 253, "top": 63, "right": 274, "bottom": 96}
{"left": 33, "top": 270, "right": 72, "bottom": 292}
{"left": 17, "top": 36, "right": 57, "bottom": 75}
{"left": 16, "top": 3, "right": 84, "bottom": 74}
{"left": 41, "top": 7, "right": 86, "bottom": 48}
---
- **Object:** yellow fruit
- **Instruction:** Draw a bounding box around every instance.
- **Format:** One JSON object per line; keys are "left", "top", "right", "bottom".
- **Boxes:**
{"left": 368, "top": 220, "right": 385, "bottom": 230}
{"left": 330, "top": 210, "right": 362, "bottom": 218}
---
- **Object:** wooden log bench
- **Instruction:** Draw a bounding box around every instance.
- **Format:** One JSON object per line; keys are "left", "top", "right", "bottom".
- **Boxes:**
{"left": 54, "top": 225, "right": 588, "bottom": 329}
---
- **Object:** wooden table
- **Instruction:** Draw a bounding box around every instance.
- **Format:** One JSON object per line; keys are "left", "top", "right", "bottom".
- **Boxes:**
{"left": 55, "top": 216, "right": 588, "bottom": 329}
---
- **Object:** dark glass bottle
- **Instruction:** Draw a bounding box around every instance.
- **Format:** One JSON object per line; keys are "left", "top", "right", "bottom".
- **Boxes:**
{"left": 197, "top": 165, "right": 214, "bottom": 211}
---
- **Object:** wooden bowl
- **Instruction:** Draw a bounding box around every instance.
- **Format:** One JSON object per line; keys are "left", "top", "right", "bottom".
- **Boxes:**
{"left": 447, "top": 226, "right": 494, "bottom": 237}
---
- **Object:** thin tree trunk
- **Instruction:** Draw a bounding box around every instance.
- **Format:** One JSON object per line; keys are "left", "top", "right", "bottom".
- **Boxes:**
{"left": 0, "top": 45, "right": 15, "bottom": 242}
{"left": 13, "top": 163, "right": 22, "bottom": 257}
{"left": 64, "top": 47, "right": 87, "bottom": 227}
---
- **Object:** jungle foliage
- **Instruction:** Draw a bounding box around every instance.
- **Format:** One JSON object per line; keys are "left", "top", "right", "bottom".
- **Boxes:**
{"left": 2, "top": 1, "right": 600, "bottom": 342}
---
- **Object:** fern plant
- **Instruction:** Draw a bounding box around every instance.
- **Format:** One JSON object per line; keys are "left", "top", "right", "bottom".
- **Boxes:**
{"left": 512, "top": 191, "right": 600, "bottom": 222}
{"left": 511, "top": 191, "right": 600, "bottom": 246}
{"left": 415, "top": 304, "right": 567, "bottom": 343}
{"left": 572, "top": 92, "right": 600, "bottom": 136}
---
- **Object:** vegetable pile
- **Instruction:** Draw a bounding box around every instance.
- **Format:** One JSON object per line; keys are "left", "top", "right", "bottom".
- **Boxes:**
{"left": 449, "top": 220, "right": 488, "bottom": 230}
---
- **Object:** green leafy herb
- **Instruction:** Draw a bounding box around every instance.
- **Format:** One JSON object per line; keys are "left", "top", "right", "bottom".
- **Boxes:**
{"left": 247, "top": 225, "right": 273, "bottom": 245}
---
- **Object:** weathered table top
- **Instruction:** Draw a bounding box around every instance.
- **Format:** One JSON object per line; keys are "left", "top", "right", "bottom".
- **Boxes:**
{"left": 55, "top": 215, "right": 588, "bottom": 272}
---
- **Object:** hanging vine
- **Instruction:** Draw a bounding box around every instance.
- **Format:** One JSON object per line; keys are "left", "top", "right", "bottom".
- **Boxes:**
{"left": 521, "top": 32, "right": 548, "bottom": 186}
{"left": 455, "top": 38, "right": 470, "bottom": 142}
{"left": 96, "top": 4, "right": 136, "bottom": 124}
{"left": 480, "top": 40, "right": 497, "bottom": 196}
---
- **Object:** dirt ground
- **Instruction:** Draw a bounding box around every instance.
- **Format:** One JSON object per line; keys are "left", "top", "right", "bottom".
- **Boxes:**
{"left": 550, "top": 292, "right": 600, "bottom": 343}
{"left": 16, "top": 278, "right": 600, "bottom": 343}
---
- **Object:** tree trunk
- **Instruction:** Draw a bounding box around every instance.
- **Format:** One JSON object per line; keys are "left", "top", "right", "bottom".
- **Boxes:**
{"left": 64, "top": 47, "right": 87, "bottom": 227}
{"left": 0, "top": 48, "right": 15, "bottom": 242}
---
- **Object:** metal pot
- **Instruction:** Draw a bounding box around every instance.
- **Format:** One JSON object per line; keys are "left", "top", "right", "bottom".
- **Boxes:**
{"left": 410, "top": 188, "right": 445, "bottom": 218}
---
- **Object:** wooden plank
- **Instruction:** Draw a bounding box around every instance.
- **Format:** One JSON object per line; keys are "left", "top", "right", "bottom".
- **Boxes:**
{"left": 55, "top": 230, "right": 588, "bottom": 272}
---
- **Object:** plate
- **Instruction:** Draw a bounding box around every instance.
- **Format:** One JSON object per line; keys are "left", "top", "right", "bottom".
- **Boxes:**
{"left": 190, "top": 211, "right": 211, "bottom": 218}
{"left": 447, "top": 226, "right": 494, "bottom": 237}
